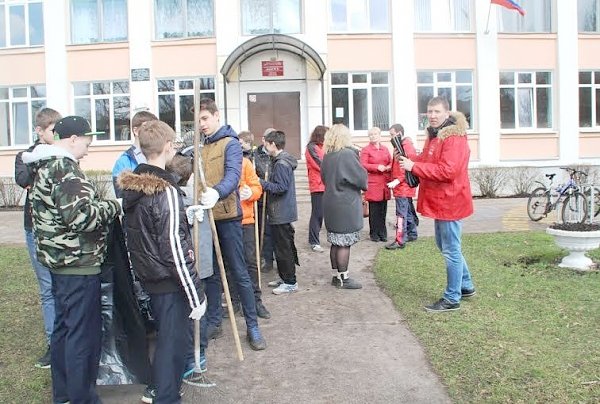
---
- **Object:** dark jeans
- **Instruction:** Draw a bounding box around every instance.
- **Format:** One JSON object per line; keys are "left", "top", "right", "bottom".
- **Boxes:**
{"left": 51, "top": 273, "right": 102, "bottom": 404}
{"left": 368, "top": 200, "right": 388, "bottom": 240}
{"left": 229, "top": 224, "right": 263, "bottom": 306}
{"left": 308, "top": 192, "right": 324, "bottom": 246}
{"left": 257, "top": 201, "right": 275, "bottom": 265}
{"left": 149, "top": 291, "right": 189, "bottom": 404}
{"left": 205, "top": 219, "right": 258, "bottom": 329}
{"left": 271, "top": 223, "right": 299, "bottom": 285}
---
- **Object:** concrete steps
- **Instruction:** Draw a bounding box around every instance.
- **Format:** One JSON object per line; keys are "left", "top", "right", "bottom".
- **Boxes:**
{"left": 294, "top": 160, "right": 310, "bottom": 203}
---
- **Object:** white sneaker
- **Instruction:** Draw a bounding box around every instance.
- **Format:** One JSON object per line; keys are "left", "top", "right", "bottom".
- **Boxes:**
{"left": 311, "top": 244, "right": 325, "bottom": 253}
{"left": 272, "top": 282, "right": 298, "bottom": 295}
{"left": 268, "top": 278, "right": 283, "bottom": 287}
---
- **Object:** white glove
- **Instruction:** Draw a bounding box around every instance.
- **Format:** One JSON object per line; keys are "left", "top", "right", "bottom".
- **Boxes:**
{"left": 239, "top": 185, "right": 252, "bottom": 201}
{"left": 387, "top": 179, "right": 400, "bottom": 189}
{"left": 189, "top": 299, "right": 207, "bottom": 321}
{"left": 185, "top": 205, "right": 205, "bottom": 224}
{"left": 200, "top": 187, "right": 219, "bottom": 209}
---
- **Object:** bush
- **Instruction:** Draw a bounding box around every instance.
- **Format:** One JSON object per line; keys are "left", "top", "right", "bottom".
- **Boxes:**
{"left": 470, "top": 166, "right": 509, "bottom": 198}
{"left": 84, "top": 170, "right": 114, "bottom": 200}
{"left": 507, "top": 166, "right": 540, "bottom": 197}
{"left": 0, "top": 177, "right": 25, "bottom": 208}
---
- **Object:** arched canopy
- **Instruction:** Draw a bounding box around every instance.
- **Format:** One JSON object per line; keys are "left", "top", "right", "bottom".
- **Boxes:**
{"left": 220, "top": 34, "right": 326, "bottom": 82}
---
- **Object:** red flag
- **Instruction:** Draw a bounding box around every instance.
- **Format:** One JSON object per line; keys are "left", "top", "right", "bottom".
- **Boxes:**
{"left": 491, "top": 0, "right": 526, "bottom": 16}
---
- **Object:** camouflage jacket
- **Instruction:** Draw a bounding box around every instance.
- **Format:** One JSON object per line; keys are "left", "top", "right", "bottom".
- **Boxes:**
{"left": 22, "top": 144, "right": 121, "bottom": 275}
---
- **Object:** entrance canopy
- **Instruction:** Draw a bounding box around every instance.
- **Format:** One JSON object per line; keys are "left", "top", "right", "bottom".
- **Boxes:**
{"left": 220, "top": 34, "right": 326, "bottom": 82}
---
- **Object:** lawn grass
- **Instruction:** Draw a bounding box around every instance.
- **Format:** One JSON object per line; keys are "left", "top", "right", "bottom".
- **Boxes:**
{"left": 0, "top": 246, "right": 51, "bottom": 403}
{"left": 375, "top": 231, "right": 600, "bottom": 403}
{"left": 3, "top": 234, "right": 600, "bottom": 403}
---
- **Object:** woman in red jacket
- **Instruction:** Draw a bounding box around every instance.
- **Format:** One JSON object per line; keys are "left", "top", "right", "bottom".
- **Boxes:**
{"left": 360, "top": 127, "right": 392, "bottom": 242}
{"left": 305, "top": 125, "right": 328, "bottom": 252}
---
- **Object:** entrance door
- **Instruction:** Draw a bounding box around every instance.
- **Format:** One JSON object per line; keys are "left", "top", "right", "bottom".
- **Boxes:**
{"left": 247, "top": 92, "right": 301, "bottom": 158}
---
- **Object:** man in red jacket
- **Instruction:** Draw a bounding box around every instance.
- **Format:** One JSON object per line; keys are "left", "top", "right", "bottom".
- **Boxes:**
{"left": 399, "top": 96, "right": 475, "bottom": 312}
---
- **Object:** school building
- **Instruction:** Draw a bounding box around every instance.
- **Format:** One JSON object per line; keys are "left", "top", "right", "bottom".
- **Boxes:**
{"left": 1, "top": 0, "right": 599, "bottom": 176}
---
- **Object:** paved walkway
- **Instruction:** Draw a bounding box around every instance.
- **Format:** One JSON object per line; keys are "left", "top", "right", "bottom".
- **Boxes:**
{"left": 0, "top": 198, "right": 548, "bottom": 403}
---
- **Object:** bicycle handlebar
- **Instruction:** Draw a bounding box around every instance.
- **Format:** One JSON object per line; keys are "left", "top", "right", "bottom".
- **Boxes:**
{"left": 558, "top": 167, "right": 588, "bottom": 178}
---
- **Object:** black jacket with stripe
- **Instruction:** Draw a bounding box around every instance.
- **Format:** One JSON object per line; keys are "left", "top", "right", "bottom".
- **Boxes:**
{"left": 118, "top": 164, "right": 204, "bottom": 311}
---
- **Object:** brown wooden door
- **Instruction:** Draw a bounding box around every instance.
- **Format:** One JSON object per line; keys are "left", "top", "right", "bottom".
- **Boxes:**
{"left": 248, "top": 92, "right": 301, "bottom": 158}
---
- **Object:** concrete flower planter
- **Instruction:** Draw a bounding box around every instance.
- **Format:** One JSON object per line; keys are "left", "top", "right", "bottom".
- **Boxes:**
{"left": 546, "top": 227, "right": 600, "bottom": 271}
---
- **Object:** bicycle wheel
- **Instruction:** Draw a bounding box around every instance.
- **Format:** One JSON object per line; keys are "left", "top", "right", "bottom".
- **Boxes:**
{"left": 593, "top": 187, "right": 600, "bottom": 218}
{"left": 527, "top": 187, "right": 550, "bottom": 221}
{"left": 561, "top": 192, "right": 589, "bottom": 224}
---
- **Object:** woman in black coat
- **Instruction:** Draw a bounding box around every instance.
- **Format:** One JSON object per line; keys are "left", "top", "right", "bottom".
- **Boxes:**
{"left": 320, "top": 124, "right": 368, "bottom": 289}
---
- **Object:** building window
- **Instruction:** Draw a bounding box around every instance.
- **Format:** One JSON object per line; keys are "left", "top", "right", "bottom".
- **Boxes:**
{"left": 330, "top": 72, "right": 390, "bottom": 132}
{"left": 579, "top": 71, "right": 600, "bottom": 128}
{"left": 157, "top": 78, "right": 215, "bottom": 138}
{"left": 416, "top": 70, "right": 473, "bottom": 130}
{"left": 329, "top": 0, "right": 389, "bottom": 33}
{"left": 154, "top": 0, "right": 214, "bottom": 39}
{"left": 578, "top": 0, "right": 600, "bottom": 32}
{"left": 73, "top": 81, "right": 130, "bottom": 142}
{"left": 414, "top": 0, "right": 472, "bottom": 32}
{"left": 499, "top": 71, "right": 552, "bottom": 130}
{"left": 0, "top": 85, "right": 46, "bottom": 147}
{"left": 242, "top": 0, "right": 301, "bottom": 35}
{"left": 497, "top": 0, "right": 552, "bottom": 33}
{"left": 0, "top": 0, "right": 44, "bottom": 48}
{"left": 70, "top": 0, "right": 128, "bottom": 44}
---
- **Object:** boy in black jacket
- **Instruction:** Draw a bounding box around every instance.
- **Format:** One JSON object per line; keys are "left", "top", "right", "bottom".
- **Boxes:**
{"left": 260, "top": 130, "right": 300, "bottom": 294}
{"left": 119, "top": 120, "right": 205, "bottom": 404}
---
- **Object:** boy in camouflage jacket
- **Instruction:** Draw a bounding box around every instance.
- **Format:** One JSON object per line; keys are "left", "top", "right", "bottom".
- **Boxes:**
{"left": 22, "top": 116, "right": 121, "bottom": 404}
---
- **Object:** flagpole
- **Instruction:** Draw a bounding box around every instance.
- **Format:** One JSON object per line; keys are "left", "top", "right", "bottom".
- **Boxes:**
{"left": 484, "top": 1, "right": 493, "bottom": 35}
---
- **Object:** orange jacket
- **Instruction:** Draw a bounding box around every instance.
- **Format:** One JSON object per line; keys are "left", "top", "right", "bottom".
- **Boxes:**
{"left": 240, "top": 157, "right": 262, "bottom": 225}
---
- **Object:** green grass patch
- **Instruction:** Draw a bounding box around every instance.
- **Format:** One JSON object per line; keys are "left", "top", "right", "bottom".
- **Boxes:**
{"left": 375, "top": 232, "right": 600, "bottom": 403}
{"left": 0, "top": 246, "right": 51, "bottom": 403}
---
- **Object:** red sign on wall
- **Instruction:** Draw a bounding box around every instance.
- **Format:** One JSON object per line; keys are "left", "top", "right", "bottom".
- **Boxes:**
{"left": 262, "top": 61, "right": 284, "bottom": 77}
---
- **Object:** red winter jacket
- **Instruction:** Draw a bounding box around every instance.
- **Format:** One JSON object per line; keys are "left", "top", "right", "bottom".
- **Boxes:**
{"left": 390, "top": 136, "right": 417, "bottom": 198}
{"left": 305, "top": 141, "right": 325, "bottom": 193}
{"left": 411, "top": 112, "right": 473, "bottom": 221}
{"left": 360, "top": 143, "right": 392, "bottom": 202}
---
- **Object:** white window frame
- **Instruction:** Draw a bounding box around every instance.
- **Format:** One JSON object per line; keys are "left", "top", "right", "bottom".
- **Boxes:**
{"left": 241, "top": 0, "right": 302, "bottom": 35}
{"left": 153, "top": 0, "right": 214, "bottom": 40}
{"left": 578, "top": 70, "right": 600, "bottom": 129}
{"left": 498, "top": 70, "right": 553, "bottom": 132}
{"left": 413, "top": 0, "right": 473, "bottom": 33}
{"left": 156, "top": 77, "right": 216, "bottom": 139}
{"left": 330, "top": 71, "right": 391, "bottom": 134}
{"left": 0, "top": 0, "right": 44, "bottom": 48}
{"left": 0, "top": 84, "right": 46, "bottom": 148}
{"left": 578, "top": 0, "right": 600, "bottom": 33}
{"left": 73, "top": 80, "right": 131, "bottom": 143}
{"left": 416, "top": 70, "right": 475, "bottom": 130}
{"left": 70, "top": 0, "right": 128, "bottom": 44}
{"left": 328, "top": 0, "right": 390, "bottom": 33}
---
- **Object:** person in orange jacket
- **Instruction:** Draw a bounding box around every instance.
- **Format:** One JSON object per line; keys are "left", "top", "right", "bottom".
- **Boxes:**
{"left": 228, "top": 131, "right": 271, "bottom": 319}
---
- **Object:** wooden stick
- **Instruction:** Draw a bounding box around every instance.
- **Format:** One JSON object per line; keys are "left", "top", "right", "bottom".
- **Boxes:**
{"left": 259, "top": 168, "right": 269, "bottom": 257}
{"left": 253, "top": 200, "right": 261, "bottom": 289}
{"left": 194, "top": 80, "right": 243, "bottom": 361}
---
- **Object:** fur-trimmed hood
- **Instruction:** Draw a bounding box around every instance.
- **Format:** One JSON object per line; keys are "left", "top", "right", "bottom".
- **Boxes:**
{"left": 428, "top": 111, "right": 469, "bottom": 141}
{"left": 118, "top": 164, "right": 182, "bottom": 211}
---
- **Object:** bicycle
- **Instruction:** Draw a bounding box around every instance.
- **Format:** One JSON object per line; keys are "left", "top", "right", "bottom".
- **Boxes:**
{"left": 526, "top": 167, "right": 589, "bottom": 223}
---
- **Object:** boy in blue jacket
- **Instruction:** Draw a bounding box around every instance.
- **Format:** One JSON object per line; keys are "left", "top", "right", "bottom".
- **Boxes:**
{"left": 260, "top": 130, "right": 300, "bottom": 294}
